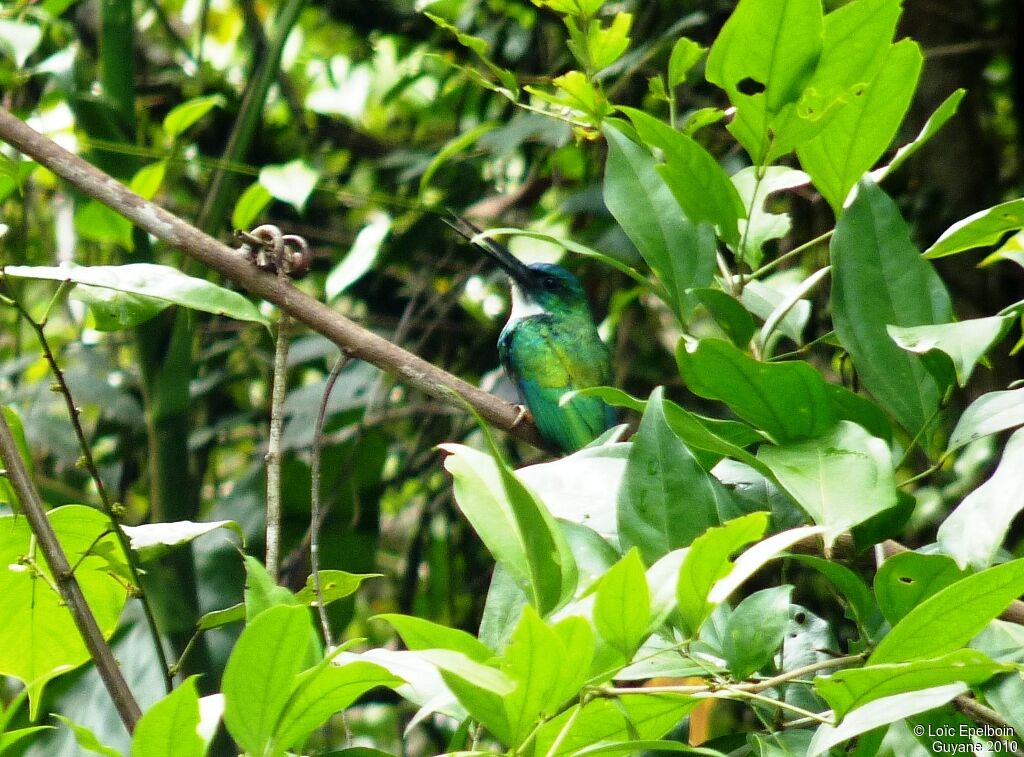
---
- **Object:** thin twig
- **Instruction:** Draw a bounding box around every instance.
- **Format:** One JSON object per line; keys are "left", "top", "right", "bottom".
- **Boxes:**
{"left": 0, "top": 411, "right": 142, "bottom": 731}
{"left": 5, "top": 285, "right": 173, "bottom": 693}
{"left": 0, "top": 107, "right": 554, "bottom": 453}
{"left": 311, "top": 353, "right": 348, "bottom": 647}
{"left": 265, "top": 305, "right": 290, "bottom": 582}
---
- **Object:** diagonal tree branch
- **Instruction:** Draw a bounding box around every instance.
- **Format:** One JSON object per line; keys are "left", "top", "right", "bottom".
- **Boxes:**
{"left": 0, "top": 410, "right": 142, "bottom": 732}
{"left": 0, "top": 106, "right": 552, "bottom": 453}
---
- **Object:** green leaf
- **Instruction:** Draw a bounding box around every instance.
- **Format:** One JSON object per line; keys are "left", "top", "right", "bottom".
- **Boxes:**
{"left": 622, "top": 108, "right": 745, "bottom": 246}
{"left": 131, "top": 677, "right": 207, "bottom": 757}
{"left": 440, "top": 443, "right": 576, "bottom": 615}
{"left": 938, "top": 428, "right": 1024, "bottom": 569}
{"left": 807, "top": 684, "right": 968, "bottom": 757}
{"left": 71, "top": 285, "right": 169, "bottom": 331}
{"left": 571, "top": 12, "right": 632, "bottom": 72}
{"left": 74, "top": 200, "right": 134, "bottom": 250}
{"left": 0, "top": 506, "right": 129, "bottom": 718}
{"left": 705, "top": 0, "right": 824, "bottom": 163}
{"left": 692, "top": 288, "right": 756, "bottom": 347}
{"left": 0, "top": 407, "right": 32, "bottom": 510}
{"left": 730, "top": 166, "right": 810, "bottom": 270}
{"left": 531, "top": 693, "right": 700, "bottom": 756}
{"left": 706, "top": 0, "right": 822, "bottom": 114}
{"left": 870, "top": 89, "right": 966, "bottom": 183}
{"left": 870, "top": 558, "right": 1024, "bottom": 664}
{"left": 723, "top": 586, "right": 793, "bottom": 679}
{"left": 222, "top": 605, "right": 318, "bottom": 755}
{"left": 274, "top": 661, "right": 403, "bottom": 750}
{"left": 668, "top": 37, "right": 706, "bottom": 87}
{"left": 924, "top": 198, "right": 1024, "bottom": 259}
{"left": 797, "top": 39, "right": 923, "bottom": 213}
{"left": 676, "top": 338, "right": 835, "bottom": 443}
{"left": 616, "top": 387, "right": 727, "bottom": 564}
{"left": 815, "top": 649, "right": 1007, "bottom": 722}
{"left": 293, "top": 570, "right": 380, "bottom": 606}
{"left": 602, "top": 122, "right": 716, "bottom": 321}
{"left": 418, "top": 649, "right": 517, "bottom": 743}
{"left": 947, "top": 388, "right": 1024, "bottom": 454}
{"left": 874, "top": 552, "right": 969, "bottom": 626}
{"left": 325, "top": 212, "right": 391, "bottom": 300}
{"left": 231, "top": 181, "right": 273, "bottom": 231}
{"left": 500, "top": 607, "right": 594, "bottom": 745}
{"left": 128, "top": 160, "right": 167, "bottom": 200}
{"left": 2, "top": 263, "right": 270, "bottom": 326}
{"left": 757, "top": 421, "right": 897, "bottom": 547}
{"left": 740, "top": 278, "right": 811, "bottom": 346}
{"left": 122, "top": 519, "right": 243, "bottom": 561}
{"left": 242, "top": 554, "right": 303, "bottom": 622}
{"left": 55, "top": 715, "right": 122, "bottom": 757}
{"left": 162, "top": 94, "right": 225, "bottom": 139}
{"left": 594, "top": 548, "right": 651, "bottom": 658}
{"left": 375, "top": 614, "right": 494, "bottom": 661}
{"left": 676, "top": 512, "right": 770, "bottom": 636}
{"left": 259, "top": 159, "right": 320, "bottom": 213}
{"left": 888, "top": 314, "right": 1013, "bottom": 387}
{"left": 830, "top": 180, "right": 954, "bottom": 441}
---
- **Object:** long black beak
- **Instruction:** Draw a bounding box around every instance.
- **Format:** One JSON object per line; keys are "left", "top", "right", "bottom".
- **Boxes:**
{"left": 444, "top": 213, "right": 537, "bottom": 292}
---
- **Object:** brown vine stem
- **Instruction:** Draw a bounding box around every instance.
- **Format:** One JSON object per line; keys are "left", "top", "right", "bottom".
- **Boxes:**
{"left": 5, "top": 286, "right": 173, "bottom": 693}
{"left": 0, "top": 106, "right": 554, "bottom": 454}
{"left": 0, "top": 410, "right": 142, "bottom": 732}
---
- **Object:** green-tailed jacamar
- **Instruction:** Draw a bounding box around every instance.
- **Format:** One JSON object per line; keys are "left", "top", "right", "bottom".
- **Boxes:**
{"left": 447, "top": 216, "right": 615, "bottom": 453}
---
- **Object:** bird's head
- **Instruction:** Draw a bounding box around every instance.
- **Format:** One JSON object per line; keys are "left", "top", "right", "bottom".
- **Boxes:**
{"left": 445, "top": 215, "right": 591, "bottom": 320}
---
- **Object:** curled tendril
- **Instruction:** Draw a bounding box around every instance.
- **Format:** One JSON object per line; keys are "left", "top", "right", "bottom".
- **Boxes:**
{"left": 235, "top": 224, "right": 311, "bottom": 279}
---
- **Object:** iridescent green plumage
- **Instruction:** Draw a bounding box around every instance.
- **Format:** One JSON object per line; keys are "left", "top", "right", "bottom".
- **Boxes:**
{"left": 447, "top": 216, "right": 615, "bottom": 453}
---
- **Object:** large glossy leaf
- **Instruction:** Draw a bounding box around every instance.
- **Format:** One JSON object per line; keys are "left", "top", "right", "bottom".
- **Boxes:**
{"left": 0, "top": 506, "right": 130, "bottom": 718}
{"left": 2, "top": 263, "right": 269, "bottom": 326}
{"left": 375, "top": 614, "right": 493, "bottom": 661}
{"left": 888, "top": 314, "right": 1014, "bottom": 387}
{"left": 440, "top": 443, "right": 576, "bottom": 615}
{"left": 499, "top": 608, "right": 594, "bottom": 746}
{"left": 947, "top": 388, "right": 1024, "bottom": 453}
{"left": 616, "top": 387, "right": 728, "bottom": 564}
{"left": 131, "top": 676, "right": 207, "bottom": 757}
{"left": 676, "top": 338, "right": 835, "bottom": 443}
{"left": 621, "top": 108, "right": 745, "bottom": 245}
{"left": 807, "top": 684, "right": 968, "bottom": 757}
{"left": 797, "top": 39, "right": 922, "bottom": 213}
{"left": 602, "top": 122, "right": 716, "bottom": 321}
{"left": 722, "top": 586, "right": 793, "bottom": 679}
{"left": 222, "top": 605, "right": 317, "bottom": 755}
{"left": 815, "top": 649, "right": 1007, "bottom": 722}
{"left": 594, "top": 548, "right": 650, "bottom": 659}
{"left": 274, "top": 661, "right": 402, "bottom": 750}
{"left": 757, "top": 421, "right": 896, "bottom": 546}
{"left": 870, "top": 558, "right": 1024, "bottom": 664}
{"left": 676, "top": 512, "right": 769, "bottom": 636}
{"left": 705, "top": 0, "right": 823, "bottom": 163}
{"left": 924, "top": 198, "right": 1024, "bottom": 259}
{"left": 531, "top": 693, "right": 699, "bottom": 756}
{"left": 874, "top": 552, "right": 968, "bottom": 626}
{"left": 830, "top": 180, "right": 953, "bottom": 441}
{"left": 938, "top": 428, "right": 1024, "bottom": 569}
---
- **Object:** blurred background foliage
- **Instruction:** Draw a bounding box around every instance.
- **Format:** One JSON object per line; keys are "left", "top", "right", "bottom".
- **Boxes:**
{"left": 0, "top": 0, "right": 1022, "bottom": 752}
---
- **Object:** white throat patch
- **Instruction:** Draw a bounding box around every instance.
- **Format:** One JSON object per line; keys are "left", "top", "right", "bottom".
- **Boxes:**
{"left": 508, "top": 284, "right": 547, "bottom": 322}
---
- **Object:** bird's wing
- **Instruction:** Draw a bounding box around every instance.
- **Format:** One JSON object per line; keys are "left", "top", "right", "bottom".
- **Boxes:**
{"left": 501, "top": 320, "right": 614, "bottom": 452}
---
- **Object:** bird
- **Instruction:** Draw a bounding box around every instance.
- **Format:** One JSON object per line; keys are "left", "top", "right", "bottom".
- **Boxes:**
{"left": 446, "top": 214, "right": 615, "bottom": 453}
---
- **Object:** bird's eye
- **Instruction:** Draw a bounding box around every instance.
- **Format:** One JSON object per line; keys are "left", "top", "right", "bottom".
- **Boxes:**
{"left": 542, "top": 276, "right": 558, "bottom": 290}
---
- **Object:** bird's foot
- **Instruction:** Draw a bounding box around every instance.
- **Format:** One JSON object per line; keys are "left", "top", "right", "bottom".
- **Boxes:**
{"left": 511, "top": 404, "right": 533, "bottom": 429}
